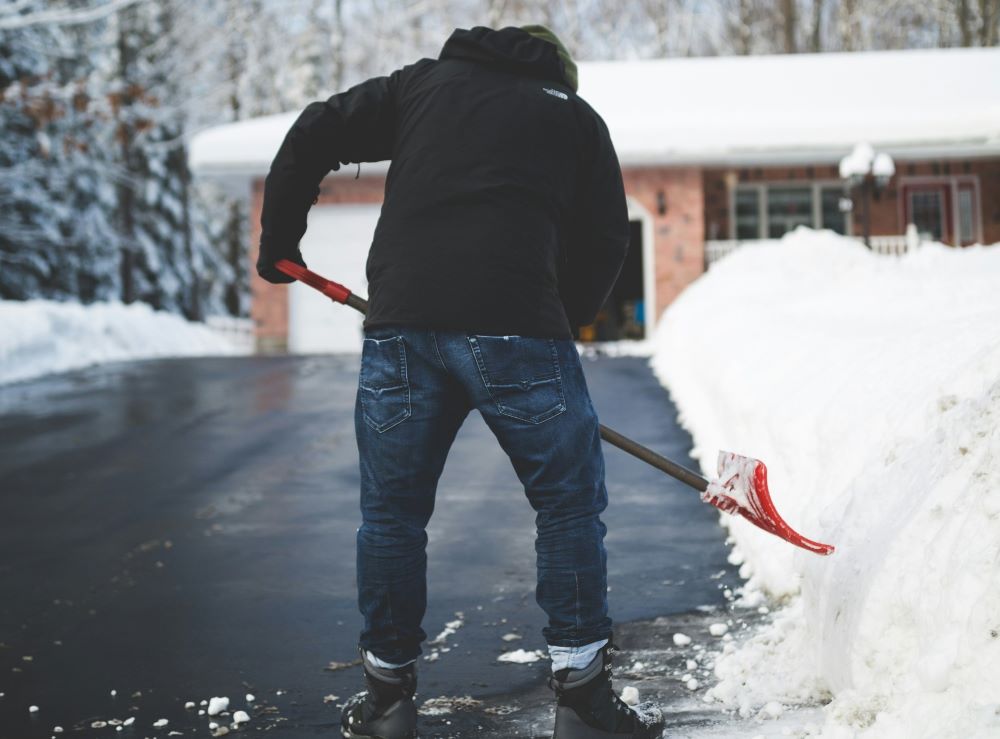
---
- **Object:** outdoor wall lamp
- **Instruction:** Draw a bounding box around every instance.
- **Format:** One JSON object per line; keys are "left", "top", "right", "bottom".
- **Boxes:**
{"left": 656, "top": 190, "right": 667, "bottom": 216}
{"left": 839, "top": 142, "right": 895, "bottom": 249}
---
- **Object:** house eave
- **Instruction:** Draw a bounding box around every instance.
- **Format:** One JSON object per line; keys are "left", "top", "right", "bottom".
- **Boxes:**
{"left": 616, "top": 140, "right": 1000, "bottom": 170}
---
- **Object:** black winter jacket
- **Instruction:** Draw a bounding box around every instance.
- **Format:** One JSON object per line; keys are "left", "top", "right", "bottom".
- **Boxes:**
{"left": 259, "top": 26, "right": 629, "bottom": 338}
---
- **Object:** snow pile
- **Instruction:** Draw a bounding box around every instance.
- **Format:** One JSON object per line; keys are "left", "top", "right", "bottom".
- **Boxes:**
{"left": 653, "top": 229, "right": 1000, "bottom": 738}
{"left": 497, "top": 649, "right": 546, "bottom": 664}
{"left": 0, "top": 299, "right": 247, "bottom": 385}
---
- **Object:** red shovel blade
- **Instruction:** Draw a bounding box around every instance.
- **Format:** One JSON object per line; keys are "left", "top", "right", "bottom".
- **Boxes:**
{"left": 702, "top": 452, "right": 835, "bottom": 555}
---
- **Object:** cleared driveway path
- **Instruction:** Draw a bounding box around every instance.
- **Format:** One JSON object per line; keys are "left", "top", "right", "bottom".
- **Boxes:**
{"left": 0, "top": 354, "right": 740, "bottom": 737}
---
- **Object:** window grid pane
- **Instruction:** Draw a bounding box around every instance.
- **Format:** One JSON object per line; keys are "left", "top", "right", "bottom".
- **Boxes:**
{"left": 957, "top": 187, "right": 975, "bottom": 243}
{"left": 820, "top": 187, "right": 848, "bottom": 235}
{"left": 909, "top": 190, "right": 945, "bottom": 241}
{"left": 735, "top": 189, "right": 761, "bottom": 240}
{"left": 767, "top": 186, "right": 813, "bottom": 239}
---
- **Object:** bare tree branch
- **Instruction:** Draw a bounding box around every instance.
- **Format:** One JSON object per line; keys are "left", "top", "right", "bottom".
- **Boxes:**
{"left": 0, "top": 0, "right": 147, "bottom": 31}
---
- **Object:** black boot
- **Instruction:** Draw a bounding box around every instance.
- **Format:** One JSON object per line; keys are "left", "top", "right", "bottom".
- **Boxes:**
{"left": 550, "top": 641, "right": 664, "bottom": 739}
{"left": 340, "top": 650, "right": 418, "bottom": 739}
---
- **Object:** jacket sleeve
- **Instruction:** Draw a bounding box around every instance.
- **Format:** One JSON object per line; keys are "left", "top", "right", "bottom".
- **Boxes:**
{"left": 559, "top": 112, "right": 630, "bottom": 327}
{"left": 257, "top": 68, "right": 407, "bottom": 274}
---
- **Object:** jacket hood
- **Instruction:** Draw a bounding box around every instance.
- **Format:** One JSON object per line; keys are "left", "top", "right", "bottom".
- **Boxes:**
{"left": 440, "top": 26, "right": 573, "bottom": 90}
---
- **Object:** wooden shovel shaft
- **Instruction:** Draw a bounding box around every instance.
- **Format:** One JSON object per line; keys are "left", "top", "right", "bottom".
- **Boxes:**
{"left": 598, "top": 424, "right": 709, "bottom": 493}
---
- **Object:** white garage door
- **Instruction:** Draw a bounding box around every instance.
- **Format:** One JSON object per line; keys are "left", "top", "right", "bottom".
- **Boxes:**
{"left": 289, "top": 204, "right": 381, "bottom": 354}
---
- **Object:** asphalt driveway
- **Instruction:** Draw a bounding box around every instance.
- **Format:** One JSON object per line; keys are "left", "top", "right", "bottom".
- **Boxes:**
{"left": 0, "top": 354, "right": 740, "bottom": 737}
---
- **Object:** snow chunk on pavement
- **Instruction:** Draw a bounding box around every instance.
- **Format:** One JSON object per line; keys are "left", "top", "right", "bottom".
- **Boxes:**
{"left": 708, "top": 623, "right": 729, "bottom": 637}
{"left": 759, "top": 701, "right": 784, "bottom": 719}
{"left": 497, "top": 649, "right": 546, "bottom": 664}
{"left": 672, "top": 633, "right": 692, "bottom": 646}
{"left": 232, "top": 710, "right": 250, "bottom": 725}
{"left": 620, "top": 686, "right": 639, "bottom": 706}
{"left": 207, "top": 697, "right": 229, "bottom": 716}
{"left": 152, "top": 718, "right": 168, "bottom": 728}
{"left": 429, "top": 612, "right": 464, "bottom": 645}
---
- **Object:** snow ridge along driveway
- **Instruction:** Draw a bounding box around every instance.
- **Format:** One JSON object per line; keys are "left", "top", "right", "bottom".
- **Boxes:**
{"left": 654, "top": 228, "right": 1000, "bottom": 738}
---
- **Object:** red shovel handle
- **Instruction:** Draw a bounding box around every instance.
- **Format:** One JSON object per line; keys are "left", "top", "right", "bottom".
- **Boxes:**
{"left": 275, "top": 259, "right": 350, "bottom": 302}
{"left": 275, "top": 259, "right": 370, "bottom": 313}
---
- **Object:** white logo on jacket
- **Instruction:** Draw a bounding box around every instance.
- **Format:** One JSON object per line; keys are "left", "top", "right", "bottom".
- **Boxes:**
{"left": 542, "top": 87, "right": 568, "bottom": 100}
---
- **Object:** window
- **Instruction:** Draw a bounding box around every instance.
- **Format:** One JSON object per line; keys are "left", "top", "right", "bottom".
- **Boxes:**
{"left": 957, "top": 185, "right": 976, "bottom": 244}
{"left": 820, "top": 187, "right": 848, "bottom": 235}
{"left": 767, "top": 187, "right": 813, "bottom": 238}
{"left": 735, "top": 189, "right": 761, "bottom": 240}
{"left": 909, "top": 189, "right": 945, "bottom": 241}
{"left": 732, "top": 182, "right": 849, "bottom": 241}
{"left": 901, "top": 178, "right": 981, "bottom": 246}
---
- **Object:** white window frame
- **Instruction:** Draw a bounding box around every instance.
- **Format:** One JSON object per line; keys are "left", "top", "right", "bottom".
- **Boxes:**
{"left": 728, "top": 180, "right": 852, "bottom": 240}
{"left": 626, "top": 196, "right": 657, "bottom": 338}
{"left": 896, "top": 174, "right": 982, "bottom": 246}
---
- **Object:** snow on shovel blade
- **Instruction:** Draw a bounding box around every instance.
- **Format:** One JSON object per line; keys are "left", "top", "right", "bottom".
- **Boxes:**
{"left": 702, "top": 452, "right": 835, "bottom": 556}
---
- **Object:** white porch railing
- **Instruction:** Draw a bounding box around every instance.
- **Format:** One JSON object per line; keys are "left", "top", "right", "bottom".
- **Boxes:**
{"left": 706, "top": 226, "right": 923, "bottom": 268}
{"left": 869, "top": 234, "right": 910, "bottom": 255}
{"left": 705, "top": 239, "right": 747, "bottom": 266}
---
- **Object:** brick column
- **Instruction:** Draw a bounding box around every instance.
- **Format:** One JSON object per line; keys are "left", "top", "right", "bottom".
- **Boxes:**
{"left": 622, "top": 167, "right": 705, "bottom": 321}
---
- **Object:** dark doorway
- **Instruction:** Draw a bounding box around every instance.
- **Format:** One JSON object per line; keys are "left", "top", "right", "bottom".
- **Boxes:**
{"left": 579, "top": 219, "right": 646, "bottom": 341}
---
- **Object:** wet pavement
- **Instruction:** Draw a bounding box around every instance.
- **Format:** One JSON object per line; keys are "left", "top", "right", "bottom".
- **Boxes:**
{"left": 0, "top": 354, "right": 744, "bottom": 738}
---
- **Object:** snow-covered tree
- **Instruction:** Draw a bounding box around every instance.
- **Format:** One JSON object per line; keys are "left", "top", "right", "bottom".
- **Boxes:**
{"left": 1, "top": 0, "right": 996, "bottom": 319}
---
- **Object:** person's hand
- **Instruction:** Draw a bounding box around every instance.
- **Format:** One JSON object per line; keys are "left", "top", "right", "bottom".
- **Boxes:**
{"left": 257, "top": 249, "right": 306, "bottom": 284}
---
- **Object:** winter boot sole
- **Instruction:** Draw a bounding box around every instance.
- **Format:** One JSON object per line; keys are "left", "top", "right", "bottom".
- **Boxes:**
{"left": 341, "top": 697, "right": 419, "bottom": 739}
{"left": 554, "top": 705, "right": 622, "bottom": 738}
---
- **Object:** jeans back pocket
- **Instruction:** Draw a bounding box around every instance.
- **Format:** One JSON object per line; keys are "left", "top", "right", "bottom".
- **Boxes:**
{"left": 468, "top": 335, "right": 566, "bottom": 424}
{"left": 360, "top": 335, "right": 411, "bottom": 433}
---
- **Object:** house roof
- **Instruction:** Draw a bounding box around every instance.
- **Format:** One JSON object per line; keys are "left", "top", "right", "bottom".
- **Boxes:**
{"left": 190, "top": 46, "right": 1000, "bottom": 183}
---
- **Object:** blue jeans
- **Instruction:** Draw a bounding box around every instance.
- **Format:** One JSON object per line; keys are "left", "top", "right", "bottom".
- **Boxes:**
{"left": 355, "top": 328, "right": 612, "bottom": 665}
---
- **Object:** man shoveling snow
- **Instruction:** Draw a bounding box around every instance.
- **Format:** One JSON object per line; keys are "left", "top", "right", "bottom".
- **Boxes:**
{"left": 257, "top": 24, "right": 662, "bottom": 739}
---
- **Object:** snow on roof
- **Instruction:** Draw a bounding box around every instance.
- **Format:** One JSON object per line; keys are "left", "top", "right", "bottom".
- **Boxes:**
{"left": 190, "top": 47, "right": 1000, "bottom": 181}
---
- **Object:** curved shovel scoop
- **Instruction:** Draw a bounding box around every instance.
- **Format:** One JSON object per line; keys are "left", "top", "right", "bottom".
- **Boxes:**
{"left": 703, "top": 452, "right": 834, "bottom": 555}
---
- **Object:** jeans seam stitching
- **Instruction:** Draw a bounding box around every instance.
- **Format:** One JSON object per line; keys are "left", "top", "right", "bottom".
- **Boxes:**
{"left": 471, "top": 336, "right": 567, "bottom": 424}
{"left": 431, "top": 331, "right": 449, "bottom": 372}
{"left": 574, "top": 571, "right": 581, "bottom": 631}
{"left": 362, "top": 336, "right": 411, "bottom": 433}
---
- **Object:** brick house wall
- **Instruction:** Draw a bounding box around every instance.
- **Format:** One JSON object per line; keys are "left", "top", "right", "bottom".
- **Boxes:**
{"left": 622, "top": 167, "right": 704, "bottom": 316}
{"left": 247, "top": 157, "right": 998, "bottom": 350}
{"left": 249, "top": 167, "right": 706, "bottom": 350}
{"left": 703, "top": 158, "right": 1000, "bottom": 245}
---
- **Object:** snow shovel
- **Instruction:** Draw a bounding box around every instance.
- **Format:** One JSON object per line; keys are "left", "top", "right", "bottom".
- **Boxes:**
{"left": 275, "top": 260, "right": 835, "bottom": 556}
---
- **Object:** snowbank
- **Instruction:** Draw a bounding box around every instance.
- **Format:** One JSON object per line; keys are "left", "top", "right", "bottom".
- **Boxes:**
{"left": 0, "top": 299, "right": 248, "bottom": 384}
{"left": 653, "top": 229, "right": 1000, "bottom": 738}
